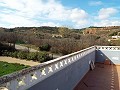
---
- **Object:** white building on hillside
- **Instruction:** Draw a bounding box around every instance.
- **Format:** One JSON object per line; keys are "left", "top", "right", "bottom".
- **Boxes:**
{"left": 112, "top": 36, "right": 120, "bottom": 39}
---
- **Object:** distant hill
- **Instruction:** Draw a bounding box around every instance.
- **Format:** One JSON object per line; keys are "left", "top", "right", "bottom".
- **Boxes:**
{"left": 0, "top": 26, "right": 120, "bottom": 38}
{"left": 1, "top": 26, "right": 120, "bottom": 52}
{"left": 0, "top": 26, "right": 84, "bottom": 34}
{"left": 83, "top": 26, "right": 120, "bottom": 35}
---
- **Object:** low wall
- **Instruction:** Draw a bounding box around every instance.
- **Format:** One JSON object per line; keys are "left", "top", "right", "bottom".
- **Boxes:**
{"left": 29, "top": 49, "right": 95, "bottom": 90}
{"left": 96, "top": 46, "right": 120, "bottom": 64}
{"left": 0, "top": 46, "right": 95, "bottom": 90}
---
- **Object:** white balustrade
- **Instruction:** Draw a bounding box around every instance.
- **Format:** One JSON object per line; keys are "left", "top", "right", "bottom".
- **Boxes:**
{"left": 0, "top": 46, "right": 95, "bottom": 90}
{"left": 96, "top": 46, "right": 120, "bottom": 50}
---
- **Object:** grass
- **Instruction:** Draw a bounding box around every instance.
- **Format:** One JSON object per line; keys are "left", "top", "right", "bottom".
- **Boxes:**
{"left": 0, "top": 61, "right": 30, "bottom": 77}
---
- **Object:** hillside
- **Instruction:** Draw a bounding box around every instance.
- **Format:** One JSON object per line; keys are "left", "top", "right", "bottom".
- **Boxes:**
{"left": 83, "top": 26, "right": 120, "bottom": 34}
{"left": 0, "top": 26, "right": 120, "bottom": 55}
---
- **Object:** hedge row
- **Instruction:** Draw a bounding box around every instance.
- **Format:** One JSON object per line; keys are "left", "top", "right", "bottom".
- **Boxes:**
{"left": 2, "top": 51, "right": 52, "bottom": 63}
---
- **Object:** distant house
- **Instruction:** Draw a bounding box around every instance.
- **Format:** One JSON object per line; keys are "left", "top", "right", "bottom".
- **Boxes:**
{"left": 112, "top": 36, "right": 120, "bottom": 39}
{"left": 52, "top": 34, "right": 63, "bottom": 38}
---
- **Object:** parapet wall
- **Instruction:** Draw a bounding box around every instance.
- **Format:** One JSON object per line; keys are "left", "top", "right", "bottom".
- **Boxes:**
{"left": 29, "top": 47, "right": 95, "bottom": 90}
{"left": 96, "top": 46, "right": 120, "bottom": 64}
{"left": 0, "top": 46, "right": 95, "bottom": 90}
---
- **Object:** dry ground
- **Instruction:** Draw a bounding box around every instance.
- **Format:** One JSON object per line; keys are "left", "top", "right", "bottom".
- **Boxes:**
{"left": 0, "top": 56, "right": 40, "bottom": 66}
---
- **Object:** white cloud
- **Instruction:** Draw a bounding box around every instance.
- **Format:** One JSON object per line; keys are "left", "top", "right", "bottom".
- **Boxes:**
{"left": 70, "top": 8, "right": 88, "bottom": 22}
{"left": 94, "top": 19, "right": 120, "bottom": 26}
{"left": 0, "top": 13, "right": 39, "bottom": 28}
{"left": 0, "top": 13, "right": 60, "bottom": 28}
{"left": 93, "top": 7, "right": 120, "bottom": 27}
{"left": 0, "top": 0, "right": 25, "bottom": 10}
{"left": 74, "top": 20, "right": 89, "bottom": 28}
{"left": 0, "top": 0, "right": 89, "bottom": 28}
{"left": 41, "top": 22, "right": 60, "bottom": 27}
{"left": 98, "top": 8, "right": 118, "bottom": 19}
{"left": 89, "top": 1, "right": 103, "bottom": 6}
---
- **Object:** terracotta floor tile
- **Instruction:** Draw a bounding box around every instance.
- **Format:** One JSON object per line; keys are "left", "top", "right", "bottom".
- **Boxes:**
{"left": 74, "top": 63, "right": 120, "bottom": 90}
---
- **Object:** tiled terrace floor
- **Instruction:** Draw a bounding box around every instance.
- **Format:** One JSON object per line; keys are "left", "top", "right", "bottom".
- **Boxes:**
{"left": 74, "top": 63, "right": 120, "bottom": 90}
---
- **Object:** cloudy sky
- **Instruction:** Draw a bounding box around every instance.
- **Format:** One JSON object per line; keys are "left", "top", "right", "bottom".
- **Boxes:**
{"left": 0, "top": 0, "right": 120, "bottom": 28}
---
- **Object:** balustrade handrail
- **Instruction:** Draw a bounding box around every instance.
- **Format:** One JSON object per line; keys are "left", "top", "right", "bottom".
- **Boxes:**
{"left": 0, "top": 46, "right": 95, "bottom": 85}
{"left": 96, "top": 45, "right": 120, "bottom": 50}
{"left": 96, "top": 45, "right": 120, "bottom": 47}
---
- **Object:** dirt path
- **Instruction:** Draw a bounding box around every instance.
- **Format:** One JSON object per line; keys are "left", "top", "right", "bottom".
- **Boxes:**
{"left": 15, "top": 44, "right": 38, "bottom": 52}
{"left": 0, "top": 56, "right": 40, "bottom": 66}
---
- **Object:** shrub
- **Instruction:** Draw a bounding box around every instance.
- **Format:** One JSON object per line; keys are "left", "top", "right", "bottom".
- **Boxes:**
{"left": 50, "top": 47, "right": 59, "bottom": 54}
{"left": 37, "top": 52, "right": 50, "bottom": 63}
{"left": 0, "top": 52, "right": 2, "bottom": 56}
{"left": 17, "top": 51, "right": 27, "bottom": 59}
{"left": 109, "top": 31, "right": 118, "bottom": 36}
{"left": 1, "top": 50, "right": 52, "bottom": 63}
{"left": 60, "top": 49, "right": 69, "bottom": 55}
{"left": 16, "top": 40, "right": 25, "bottom": 44}
{"left": 2, "top": 50, "right": 11, "bottom": 56}
{"left": 39, "top": 44, "right": 51, "bottom": 51}
{"left": 96, "top": 36, "right": 100, "bottom": 40}
{"left": 11, "top": 51, "right": 18, "bottom": 58}
{"left": 27, "top": 52, "right": 37, "bottom": 61}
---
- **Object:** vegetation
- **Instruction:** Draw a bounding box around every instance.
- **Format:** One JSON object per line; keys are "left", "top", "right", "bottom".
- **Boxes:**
{"left": 27, "top": 52, "right": 37, "bottom": 61}
{"left": 37, "top": 52, "right": 51, "bottom": 62}
{"left": 0, "top": 26, "right": 120, "bottom": 56}
{"left": 1, "top": 26, "right": 120, "bottom": 76}
{"left": 1, "top": 51, "right": 52, "bottom": 63}
{"left": 17, "top": 51, "right": 27, "bottom": 59}
{"left": 39, "top": 44, "right": 51, "bottom": 51}
{"left": 0, "top": 61, "right": 29, "bottom": 77}
{"left": 109, "top": 31, "right": 118, "bottom": 36}
{"left": 0, "top": 42, "right": 52, "bottom": 62}
{"left": 110, "top": 39, "right": 120, "bottom": 46}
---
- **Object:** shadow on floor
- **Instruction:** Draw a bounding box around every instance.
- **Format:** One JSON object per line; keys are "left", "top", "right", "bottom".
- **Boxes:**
{"left": 74, "top": 63, "right": 120, "bottom": 90}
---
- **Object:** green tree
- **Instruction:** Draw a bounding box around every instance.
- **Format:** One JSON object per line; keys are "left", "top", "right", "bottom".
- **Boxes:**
{"left": 39, "top": 44, "right": 51, "bottom": 51}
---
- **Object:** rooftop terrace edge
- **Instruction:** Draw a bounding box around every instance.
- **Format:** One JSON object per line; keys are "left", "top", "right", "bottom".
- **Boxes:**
{"left": 0, "top": 46, "right": 95, "bottom": 85}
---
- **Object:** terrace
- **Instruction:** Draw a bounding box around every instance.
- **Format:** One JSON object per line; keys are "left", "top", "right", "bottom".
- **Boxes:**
{"left": 75, "top": 63, "right": 120, "bottom": 90}
{"left": 0, "top": 46, "right": 120, "bottom": 90}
